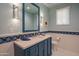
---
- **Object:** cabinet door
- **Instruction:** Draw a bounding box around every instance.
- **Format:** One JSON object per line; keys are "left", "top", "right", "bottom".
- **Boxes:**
{"left": 24, "top": 48, "right": 30, "bottom": 56}
{"left": 29, "top": 44, "right": 39, "bottom": 56}
{"left": 29, "top": 46, "right": 36, "bottom": 56}
{"left": 35, "top": 44, "right": 39, "bottom": 56}
{"left": 38, "top": 41, "right": 44, "bottom": 56}
{"left": 47, "top": 38, "right": 52, "bottom": 56}
{"left": 44, "top": 40, "right": 48, "bottom": 56}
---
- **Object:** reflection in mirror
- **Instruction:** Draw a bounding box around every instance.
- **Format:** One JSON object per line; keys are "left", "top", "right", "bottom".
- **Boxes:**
{"left": 23, "top": 3, "right": 40, "bottom": 32}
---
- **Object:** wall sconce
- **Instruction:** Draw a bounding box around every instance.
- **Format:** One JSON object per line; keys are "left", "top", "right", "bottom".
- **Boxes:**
{"left": 13, "top": 3, "right": 19, "bottom": 19}
{"left": 40, "top": 19, "right": 48, "bottom": 27}
{"left": 40, "top": 12, "right": 44, "bottom": 27}
{"left": 12, "top": 3, "right": 19, "bottom": 23}
{"left": 40, "top": 14, "right": 48, "bottom": 27}
{"left": 40, "top": 16, "right": 43, "bottom": 27}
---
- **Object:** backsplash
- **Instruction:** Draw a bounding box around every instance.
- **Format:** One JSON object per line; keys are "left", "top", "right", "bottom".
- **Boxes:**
{"left": 0, "top": 33, "right": 36, "bottom": 44}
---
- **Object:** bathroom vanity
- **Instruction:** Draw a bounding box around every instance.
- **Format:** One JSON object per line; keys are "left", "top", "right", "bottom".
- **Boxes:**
{"left": 14, "top": 35, "right": 52, "bottom": 56}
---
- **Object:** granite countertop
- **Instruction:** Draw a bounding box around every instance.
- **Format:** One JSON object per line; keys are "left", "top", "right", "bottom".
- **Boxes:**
{"left": 14, "top": 35, "right": 51, "bottom": 49}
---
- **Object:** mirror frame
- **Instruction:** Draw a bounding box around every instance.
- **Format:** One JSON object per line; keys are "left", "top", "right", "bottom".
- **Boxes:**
{"left": 22, "top": 3, "right": 40, "bottom": 32}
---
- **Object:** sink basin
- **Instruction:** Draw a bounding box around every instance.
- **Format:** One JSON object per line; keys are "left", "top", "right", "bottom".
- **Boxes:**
{"left": 21, "top": 38, "right": 31, "bottom": 41}
{"left": 20, "top": 36, "right": 31, "bottom": 41}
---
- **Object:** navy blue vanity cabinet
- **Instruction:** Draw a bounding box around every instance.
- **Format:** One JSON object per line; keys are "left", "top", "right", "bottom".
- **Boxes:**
{"left": 14, "top": 37, "right": 52, "bottom": 56}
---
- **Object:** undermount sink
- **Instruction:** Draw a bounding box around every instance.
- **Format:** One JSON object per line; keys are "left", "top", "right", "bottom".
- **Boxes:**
{"left": 20, "top": 37, "right": 31, "bottom": 41}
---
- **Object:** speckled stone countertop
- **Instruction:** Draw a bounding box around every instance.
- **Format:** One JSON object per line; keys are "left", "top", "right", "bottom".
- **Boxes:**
{"left": 14, "top": 35, "right": 51, "bottom": 49}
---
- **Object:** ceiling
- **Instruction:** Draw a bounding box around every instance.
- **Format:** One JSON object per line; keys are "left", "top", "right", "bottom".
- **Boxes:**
{"left": 43, "top": 3, "right": 61, "bottom": 8}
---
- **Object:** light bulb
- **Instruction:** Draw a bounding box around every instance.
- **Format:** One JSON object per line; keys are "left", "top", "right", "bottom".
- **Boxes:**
{"left": 40, "top": 12, "right": 43, "bottom": 17}
{"left": 12, "top": 18, "right": 19, "bottom": 24}
{"left": 40, "top": 23, "right": 43, "bottom": 27}
{"left": 27, "top": 6, "right": 30, "bottom": 10}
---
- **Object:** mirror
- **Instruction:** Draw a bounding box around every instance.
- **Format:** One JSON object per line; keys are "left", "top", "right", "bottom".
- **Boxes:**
{"left": 22, "top": 3, "right": 40, "bottom": 32}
